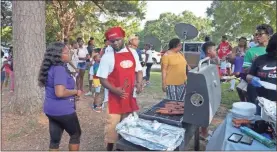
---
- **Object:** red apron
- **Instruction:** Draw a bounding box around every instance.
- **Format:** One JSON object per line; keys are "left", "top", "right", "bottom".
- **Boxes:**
{"left": 107, "top": 47, "right": 139, "bottom": 114}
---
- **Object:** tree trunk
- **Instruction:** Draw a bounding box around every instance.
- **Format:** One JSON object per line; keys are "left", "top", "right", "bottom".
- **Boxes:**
{"left": 11, "top": 1, "right": 45, "bottom": 114}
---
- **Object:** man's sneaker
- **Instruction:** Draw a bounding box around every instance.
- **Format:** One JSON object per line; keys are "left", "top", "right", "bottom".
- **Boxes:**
{"left": 85, "top": 91, "right": 92, "bottom": 96}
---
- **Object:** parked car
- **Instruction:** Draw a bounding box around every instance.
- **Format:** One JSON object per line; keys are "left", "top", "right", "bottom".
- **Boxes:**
{"left": 141, "top": 50, "right": 161, "bottom": 64}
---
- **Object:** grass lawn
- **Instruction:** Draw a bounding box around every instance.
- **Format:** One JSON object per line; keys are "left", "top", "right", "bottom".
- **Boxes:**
{"left": 85, "top": 70, "right": 239, "bottom": 109}
{"left": 146, "top": 72, "right": 239, "bottom": 109}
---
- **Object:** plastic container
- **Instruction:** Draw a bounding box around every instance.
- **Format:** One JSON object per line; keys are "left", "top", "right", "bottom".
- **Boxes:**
{"left": 231, "top": 102, "right": 256, "bottom": 117}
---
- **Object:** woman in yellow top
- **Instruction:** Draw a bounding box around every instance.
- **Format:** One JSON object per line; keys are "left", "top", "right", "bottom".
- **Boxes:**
{"left": 161, "top": 38, "right": 190, "bottom": 101}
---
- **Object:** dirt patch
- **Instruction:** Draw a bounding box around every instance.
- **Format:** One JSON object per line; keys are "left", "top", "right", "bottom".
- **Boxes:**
{"left": 1, "top": 87, "right": 228, "bottom": 151}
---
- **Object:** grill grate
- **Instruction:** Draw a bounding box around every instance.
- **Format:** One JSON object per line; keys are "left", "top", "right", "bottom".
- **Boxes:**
{"left": 139, "top": 99, "right": 184, "bottom": 127}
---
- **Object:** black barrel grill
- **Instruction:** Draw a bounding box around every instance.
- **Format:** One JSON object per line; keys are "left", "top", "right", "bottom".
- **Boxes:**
{"left": 116, "top": 57, "right": 221, "bottom": 151}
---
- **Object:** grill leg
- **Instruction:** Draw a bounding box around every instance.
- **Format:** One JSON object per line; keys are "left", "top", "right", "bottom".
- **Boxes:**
{"left": 194, "top": 127, "right": 200, "bottom": 151}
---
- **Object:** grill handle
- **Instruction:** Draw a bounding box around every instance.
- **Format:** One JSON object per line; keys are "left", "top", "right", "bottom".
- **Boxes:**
{"left": 198, "top": 57, "right": 210, "bottom": 72}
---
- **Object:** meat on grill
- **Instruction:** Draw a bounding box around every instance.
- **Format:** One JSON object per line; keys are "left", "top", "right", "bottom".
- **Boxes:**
{"left": 155, "top": 101, "right": 184, "bottom": 115}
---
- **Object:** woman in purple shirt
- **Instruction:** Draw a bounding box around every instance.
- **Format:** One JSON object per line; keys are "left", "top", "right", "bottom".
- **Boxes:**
{"left": 38, "top": 42, "right": 82, "bottom": 151}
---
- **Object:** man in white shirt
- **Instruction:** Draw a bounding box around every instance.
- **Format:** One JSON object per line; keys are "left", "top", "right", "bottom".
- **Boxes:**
{"left": 96, "top": 26, "right": 143, "bottom": 151}
{"left": 144, "top": 44, "right": 153, "bottom": 85}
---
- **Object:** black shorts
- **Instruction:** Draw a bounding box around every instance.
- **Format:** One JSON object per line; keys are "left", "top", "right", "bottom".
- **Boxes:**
{"left": 46, "top": 112, "right": 81, "bottom": 149}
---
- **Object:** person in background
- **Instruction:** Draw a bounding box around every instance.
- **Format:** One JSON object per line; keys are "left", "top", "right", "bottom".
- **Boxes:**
{"left": 200, "top": 41, "right": 219, "bottom": 141}
{"left": 4, "top": 47, "right": 12, "bottom": 88}
{"left": 140, "top": 61, "right": 147, "bottom": 87}
{"left": 87, "top": 38, "right": 94, "bottom": 59}
{"left": 76, "top": 37, "right": 89, "bottom": 92}
{"left": 85, "top": 38, "right": 95, "bottom": 96}
{"left": 161, "top": 38, "right": 190, "bottom": 100}
{"left": 3, "top": 48, "right": 14, "bottom": 92}
{"left": 90, "top": 53, "right": 102, "bottom": 112}
{"left": 200, "top": 36, "right": 211, "bottom": 59}
{"left": 1, "top": 51, "right": 7, "bottom": 91}
{"left": 100, "top": 39, "right": 111, "bottom": 57}
{"left": 228, "top": 37, "right": 248, "bottom": 91}
{"left": 128, "top": 34, "right": 143, "bottom": 62}
{"left": 243, "top": 24, "right": 274, "bottom": 103}
{"left": 99, "top": 39, "right": 113, "bottom": 109}
{"left": 217, "top": 35, "right": 232, "bottom": 78}
{"left": 248, "top": 35, "right": 258, "bottom": 48}
{"left": 85, "top": 47, "right": 97, "bottom": 96}
{"left": 144, "top": 43, "right": 153, "bottom": 86}
{"left": 217, "top": 35, "right": 232, "bottom": 60}
{"left": 67, "top": 41, "right": 79, "bottom": 77}
{"left": 243, "top": 24, "right": 273, "bottom": 67}
{"left": 96, "top": 27, "right": 143, "bottom": 151}
{"left": 128, "top": 34, "right": 139, "bottom": 49}
{"left": 38, "top": 42, "right": 82, "bottom": 151}
{"left": 246, "top": 32, "right": 277, "bottom": 115}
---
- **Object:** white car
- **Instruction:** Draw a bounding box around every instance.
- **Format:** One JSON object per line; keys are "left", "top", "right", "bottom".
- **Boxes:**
{"left": 141, "top": 50, "right": 161, "bottom": 64}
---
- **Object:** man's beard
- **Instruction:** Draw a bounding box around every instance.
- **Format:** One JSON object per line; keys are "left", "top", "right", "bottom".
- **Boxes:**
{"left": 114, "top": 45, "right": 124, "bottom": 52}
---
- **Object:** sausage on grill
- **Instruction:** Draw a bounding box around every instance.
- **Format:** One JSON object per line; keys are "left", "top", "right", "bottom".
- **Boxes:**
{"left": 177, "top": 102, "right": 185, "bottom": 107}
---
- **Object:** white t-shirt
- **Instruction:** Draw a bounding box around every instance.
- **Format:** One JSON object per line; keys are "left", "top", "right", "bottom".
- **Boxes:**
{"left": 67, "top": 49, "right": 79, "bottom": 72}
{"left": 96, "top": 47, "right": 142, "bottom": 79}
{"left": 105, "top": 45, "right": 113, "bottom": 53}
{"left": 142, "top": 67, "right": 146, "bottom": 77}
{"left": 77, "top": 47, "right": 88, "bottom": 62}
{"left": 145, "top": 50, "right": 153, "bottom": 63}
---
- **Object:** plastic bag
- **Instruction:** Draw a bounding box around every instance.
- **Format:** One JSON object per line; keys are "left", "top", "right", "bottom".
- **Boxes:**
{"left": 258, "top": 97, "right": 276, "bottom": 133}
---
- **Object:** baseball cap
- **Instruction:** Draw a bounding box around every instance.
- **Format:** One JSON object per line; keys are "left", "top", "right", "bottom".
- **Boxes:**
{"left": 128, "top": 34, "right": 139, "bottom": 42}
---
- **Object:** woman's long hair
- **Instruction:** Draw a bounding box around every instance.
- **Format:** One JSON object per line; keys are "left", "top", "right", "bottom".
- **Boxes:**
{"left": 38, "top": 42, "right": 65, "bottom": 87}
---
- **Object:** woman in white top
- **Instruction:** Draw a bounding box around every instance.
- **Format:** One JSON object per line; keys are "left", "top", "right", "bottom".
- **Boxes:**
{"left": 76, "top": 37, "right": 89, "bottom": 91}
{"left": 67, "top": 41, "right": 79, "bottom": 75}
{"left": 144, "top": 44, "right": 153, "bottom": 85}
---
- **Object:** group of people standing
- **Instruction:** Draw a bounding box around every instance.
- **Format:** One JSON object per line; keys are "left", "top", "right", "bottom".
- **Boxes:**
{"left": 37, "top": 23, "right": 276, "bottom": 151}
{"left": 38, "top": 26, "right": 146, "bottom": 151}
{"left": 160, "top": 24, "right": 276, "bottom": 141}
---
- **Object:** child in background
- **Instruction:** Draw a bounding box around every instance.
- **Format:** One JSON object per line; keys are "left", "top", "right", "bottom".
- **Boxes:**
{"left": 201, "top": 41, "right": 219, "bottom": 141}
{"left": 2, "top": 49, "right": 14, "bottom": 93}
{"left": 85, "top": 53, "right": 94, "bottom": 96}
{"left": 141, "top": 61, "right": 147, "bottom": 87}
{"left": 220, "top": 56, "right": 227, "bottom": 76}
{"left": 1, "top": 52, "right": 6, "bottom": 91}
{"left": 90, "top": 54, "right": 102, "bottom": 112}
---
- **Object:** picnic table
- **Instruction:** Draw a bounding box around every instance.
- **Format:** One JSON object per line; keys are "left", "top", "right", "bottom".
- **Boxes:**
{"left": 206, "top": 113, "right": 276, "bottom": 151}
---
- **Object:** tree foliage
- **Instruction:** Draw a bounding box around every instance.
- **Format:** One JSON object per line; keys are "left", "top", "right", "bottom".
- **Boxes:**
{"left": 206, "top": 1, "right": 277, "bottom": 43}
{"left": 1, "top": 1, "right": 12, "bottom": 44}
{"left": 141, "top": 11, "right": 212, "bottom": 48}
{"left": 46, "top": 0, "right": 146, "bottom": 46}
{"left": 1, "top": 1, "right": 12, "bottom": 26}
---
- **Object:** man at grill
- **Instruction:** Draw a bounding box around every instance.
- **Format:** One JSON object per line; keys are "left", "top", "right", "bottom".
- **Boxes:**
{"left": 96, "top": 26, "right": 143, "bottom": 151}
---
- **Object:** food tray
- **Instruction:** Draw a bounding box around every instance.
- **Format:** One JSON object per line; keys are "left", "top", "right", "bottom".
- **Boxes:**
{"left": 139, "top": 99, "right": 184, "bottom": 127}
